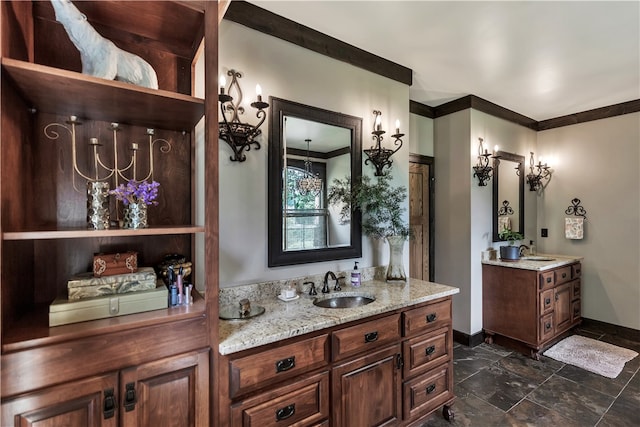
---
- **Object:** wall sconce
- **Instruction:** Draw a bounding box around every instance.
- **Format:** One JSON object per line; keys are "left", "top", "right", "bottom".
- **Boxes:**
{"left": 526, "top": 151, "right": 552, "bottom": 191}
{"left": 218, "top": 69, "right": 269, "bottom": 162}
{"left": 363, "top": 110, "right": 403, "bottom": 176}
{"left": 472, "top": 137, "right": 494, "bottom": 186}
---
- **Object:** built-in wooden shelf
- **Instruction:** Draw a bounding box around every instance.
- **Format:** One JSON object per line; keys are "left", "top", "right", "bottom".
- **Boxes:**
{"left": 3, "top": 225, "right": 205, "bottom": 240}
{"left": 1, "top": 58, "right": 204, "bottom": 131}
{"left": 2, "top": 291, "right": 207, "bottom": 354}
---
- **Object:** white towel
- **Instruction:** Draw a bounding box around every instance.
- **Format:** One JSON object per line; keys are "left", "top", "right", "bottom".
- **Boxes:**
{"left": 565, "top": 217, "right": 584, "bottom": 239}
{"left": 498, "top": 216, "right": 511, "bottom": 232}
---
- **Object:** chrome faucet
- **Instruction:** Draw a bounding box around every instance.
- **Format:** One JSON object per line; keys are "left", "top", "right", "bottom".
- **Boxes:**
{"left": 519, "top": 245, "right": 529, "bottom": 256}
{"left": 323, "top": 271, "right": 337, "bottom": 293}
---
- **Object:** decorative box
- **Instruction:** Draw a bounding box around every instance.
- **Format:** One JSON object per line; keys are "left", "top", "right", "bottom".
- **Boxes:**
{"left": 93, "top": 251, "right": 138, "bottom": 277}
{"left": 50, "top": 282, "right": 168, "bottom": 327}
{"left": 67, "top": 267, "right": 157, "bottom": 300}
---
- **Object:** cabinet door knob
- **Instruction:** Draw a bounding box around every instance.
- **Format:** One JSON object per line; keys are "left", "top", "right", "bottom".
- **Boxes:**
{"left": 425, "top": 345, "right": 436, "bottom": 356}
{"left": 545, "top": 322, "right": 551, "bottom": 330}
{"left": 396, "top": 353, "right": 404, "bottom": 369}
{"left": 426, "top": 384, "right": 436, "bottom": 394}
{"left": 426, "top": 313, "right": 437, "bottom": 323}
{"left": 103, "top": 388, "right": 115, "bottom": 419}
{"left": 275, "top": 404, "right": 295, "bottom": 421}
{"left": 546, "top": 277, "right": 552, "bottom": 283}
{"left": 364, "top": 331, "right": 378, "bottom": 343}
{"left": 123, "top": 382, "right": 136, "bottom": 412}
{"left": 275, "top": 356, "right": 296, "bottom": 373}
{"left": 545, "top": 298, "right": 551, "bottom": 305}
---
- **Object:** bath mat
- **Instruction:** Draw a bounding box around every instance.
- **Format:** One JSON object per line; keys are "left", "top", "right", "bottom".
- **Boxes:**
{"left": 543, "top": 335, "right": 638, "bottom": 378}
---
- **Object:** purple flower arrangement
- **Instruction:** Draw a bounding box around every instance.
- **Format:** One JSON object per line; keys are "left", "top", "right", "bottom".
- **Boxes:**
{"left": 110, "top": 180, "right": 160, "bottom": 206}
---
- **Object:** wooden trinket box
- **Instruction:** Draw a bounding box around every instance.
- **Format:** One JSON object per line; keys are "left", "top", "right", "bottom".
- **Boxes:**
{"left": 93, "top": 251, "right": 138, "bottom": 277}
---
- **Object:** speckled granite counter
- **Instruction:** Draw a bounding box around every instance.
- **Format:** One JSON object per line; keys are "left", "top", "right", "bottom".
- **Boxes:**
{"left": 481, "top": 254, "right": 582, "bottom": 271}
{"left": 219, "top": 278, "right": 459, "bottom": 355}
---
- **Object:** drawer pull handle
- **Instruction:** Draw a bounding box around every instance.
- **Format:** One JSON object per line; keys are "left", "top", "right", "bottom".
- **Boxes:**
{"left": 562, "top": 273, "right": 567, "bottom": 278}
{"left": 545, "top": 322, "right": 551, "bottom": 330}
{"left": 426, "top": 384, "right": 436, "bottom": 394}
{"left": 103, "top": 388, "right": 115, "bottom": 419}
{"left": 396, "top": 353, "right": 404, "bottom": 369}
{"left": 275, "top": 356, "right": 295, "bottom": 373}
{"left": 124, "top": 382, "right": 136, "bottom": 412}
{"left": 426, "top": 313, "right": 437, "bottom": 323}
{"left": 545, "top": 298, "right": 551, "bottom": 305}
{"left": 576, "top": 269, "right": 581, "bottom": 274}
{"left": 275, "top": 404, "right": 295, "bottom": 421}
{"left": 546, "top": 277, "right": 552, "bottom": 283}
{"left": 425, "top": 345, "right": 436, "bottom": 356}
{"left": 555, "top": 294, "right": 559, "bottom": 301}
{"left": 364, "top": 331, "right": 378, "bottom": 343}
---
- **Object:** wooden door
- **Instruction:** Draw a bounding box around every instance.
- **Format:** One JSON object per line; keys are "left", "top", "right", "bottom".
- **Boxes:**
{"left": 120, "top": 349, "right": 210, "bottom": 427}
{"left": 554, "top": 283, "right": 572, "bottom": 332}
{"left": 1, "top": 373, "right": 118, "bottom": 427}
{"left": 409, "top": 161, "right": 432, "bottom": 280}
{"left": 332, "top": 344, "right": 402, "bottom": 427}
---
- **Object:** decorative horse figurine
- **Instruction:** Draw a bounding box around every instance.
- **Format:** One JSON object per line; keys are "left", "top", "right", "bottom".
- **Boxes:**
{"left": 50, "top": 0, "right": 158, "bottom": 89}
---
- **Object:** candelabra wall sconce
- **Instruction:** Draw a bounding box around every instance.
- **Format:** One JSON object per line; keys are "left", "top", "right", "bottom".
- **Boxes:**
{"left": 525, "top": 151, "right": 552, "bottom": 192}
{"left": 472, "top": 137, "right": 494, "bottom": 186}
{"left": 363, "top": 110, "right": 403, "bottom": 176}
{"left": 218, "top": 69, "right": 269, "bottom": 162}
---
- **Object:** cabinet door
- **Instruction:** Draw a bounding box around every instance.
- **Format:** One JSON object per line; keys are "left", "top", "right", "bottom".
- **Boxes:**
{"left": 332, "top": 344, "right": 402, "bottom": 427}
{"left": 120, "top": 349, "right": 209, "bottom": 427}
{"left": 1, "top": 373, "right": 118, "bottom": 427}
{"left": 554, "top": 283, "right": 572, "bottom": 332}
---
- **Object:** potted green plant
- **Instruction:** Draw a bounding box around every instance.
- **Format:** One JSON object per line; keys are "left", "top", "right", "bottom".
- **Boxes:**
{"left": 498, "top": 228, "right": 524, "bottom": 260}
{"left": 328, "top": 173, "right": 410, "bottom": 281}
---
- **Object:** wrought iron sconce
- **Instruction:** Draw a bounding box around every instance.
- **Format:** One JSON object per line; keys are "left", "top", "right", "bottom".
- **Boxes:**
{"left": 525, "top": 151, "right": 552, "bottom": 191}
{"left": 218, "top": 69, "right": 269, "bottom": 162}
{"left": 363, "top": 110, "right": 403, "bottom": 176}
{"left": 472, "top": 137, "right": 494, "bottom": 186}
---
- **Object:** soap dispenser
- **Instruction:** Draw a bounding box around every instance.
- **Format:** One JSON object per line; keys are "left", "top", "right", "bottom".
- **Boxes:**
{"left": 351, "top": 261, "right": 361, "bottom": 287}
{"left": 529, "top": 240, "right": 536, "bottom": 256}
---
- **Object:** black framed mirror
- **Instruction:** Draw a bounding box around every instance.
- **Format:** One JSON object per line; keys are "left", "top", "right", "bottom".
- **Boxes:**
{"left": 492, "top": 151, "right": 525, "bottom": 242}
{"left": 268, "top": 97, "right": 362, "bottom": 267}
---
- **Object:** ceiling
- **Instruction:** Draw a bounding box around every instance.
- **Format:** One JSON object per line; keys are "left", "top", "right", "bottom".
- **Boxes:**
{"left": 250, "top": 1, "right": 639, "bottom": 121}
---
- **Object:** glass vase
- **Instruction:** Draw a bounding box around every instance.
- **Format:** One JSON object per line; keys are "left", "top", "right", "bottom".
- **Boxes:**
{"left": 386, "top": 235, "right": 407, "bottom": 282}
{"left": 86, "top": 181, "right": 110, "bottom": 230}
{"left": 123, "top": 201, "right": 148, "bottom": 229}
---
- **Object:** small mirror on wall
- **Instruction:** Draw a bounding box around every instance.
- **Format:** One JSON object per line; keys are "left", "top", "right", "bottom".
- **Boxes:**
{"left": 493, "top": 151, "right": 525, "bottom": 242}
{"left": 268, "top": 97, "right": 363, "bottom": 267}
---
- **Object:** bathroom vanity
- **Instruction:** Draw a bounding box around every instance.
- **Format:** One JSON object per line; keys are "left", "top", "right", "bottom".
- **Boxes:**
{"left": 482, "top": 255, "right": 583, "bottom": 359}
{"left": 218, "top": 279, "right": 459, "bottom": 426}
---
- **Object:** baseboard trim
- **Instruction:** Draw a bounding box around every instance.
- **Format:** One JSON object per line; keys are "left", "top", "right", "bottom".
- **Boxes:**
{"left": 453, "top": 329, "right": 485, "bottom": 347}
{"left": 580, "top": 318, "right": 640, "bottom": 342}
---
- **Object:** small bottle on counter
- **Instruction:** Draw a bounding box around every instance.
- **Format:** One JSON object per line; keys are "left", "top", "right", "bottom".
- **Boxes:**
{"left": 351, "top": 261, "right": 361, "bottom": 287}
{"left": 529, "top": 240, "right": 536, "bottom": 256}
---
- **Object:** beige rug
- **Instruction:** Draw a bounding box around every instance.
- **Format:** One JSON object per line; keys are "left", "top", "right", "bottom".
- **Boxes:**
{"left": 543, "top": 335, "right": 638, "bottom": 378}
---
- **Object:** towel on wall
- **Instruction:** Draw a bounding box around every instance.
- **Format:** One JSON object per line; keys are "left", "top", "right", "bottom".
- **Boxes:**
{"left": 498, "top": 216, "right": 511, "bottom": 232}
{"left": 565, "top": 217, "right": 584, "bottom": 239}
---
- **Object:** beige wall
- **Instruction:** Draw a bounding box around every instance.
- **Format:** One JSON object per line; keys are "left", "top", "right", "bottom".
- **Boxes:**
{"left": 219, "top": 21, "right": 410, "bottom": 287}
{"left": 537, "top": 113, "right": 640, "bottom": 330}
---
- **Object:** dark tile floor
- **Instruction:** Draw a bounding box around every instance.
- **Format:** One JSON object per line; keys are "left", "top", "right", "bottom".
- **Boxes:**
{"left": 423, "top": 322, "right": 640, "bottom": 426}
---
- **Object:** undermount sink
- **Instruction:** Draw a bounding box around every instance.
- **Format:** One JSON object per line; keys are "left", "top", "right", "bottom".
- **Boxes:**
{"left": 313, "top": 294, "right": 376, "bottom": 309}
{"left": 522, "top": 256, "right": 556, "bottom": 261}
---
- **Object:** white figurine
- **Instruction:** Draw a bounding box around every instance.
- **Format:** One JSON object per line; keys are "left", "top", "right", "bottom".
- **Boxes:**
{"left": 50, "top": 0, "right": 159, "bottom": 90}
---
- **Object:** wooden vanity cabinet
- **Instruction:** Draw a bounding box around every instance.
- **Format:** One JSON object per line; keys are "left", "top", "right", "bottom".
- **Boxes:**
{"left": 219, "top": 296, "right": 455, "bottom": 427}
{"left": 1, "top": 2, "right": 219, "bottom": 425}
{"left": 483, "top": 262, "right": 582, "bottom": 358}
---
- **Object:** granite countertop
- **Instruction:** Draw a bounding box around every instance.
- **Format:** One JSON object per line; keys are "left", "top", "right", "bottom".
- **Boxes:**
{"left": 481, "top": 254, "right": 582, "bottom": 271}
{"left": 219, "top": 278, "right": 459, "bottom": 355}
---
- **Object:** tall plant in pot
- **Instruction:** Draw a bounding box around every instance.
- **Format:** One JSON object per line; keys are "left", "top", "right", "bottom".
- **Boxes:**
{"left": 498, "top": 228, "right": 524, "bottom": 260}
{"left": 328, "top": 173, "right": 410, "bottom": 281}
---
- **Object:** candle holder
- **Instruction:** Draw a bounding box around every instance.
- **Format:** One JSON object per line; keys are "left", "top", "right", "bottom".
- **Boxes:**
{"left": 218, "top": 69, "right": 269, "bottom": 162}
{"left": 525, "top": 152, "right": 552, "bottom": 192}
{"left": 363, "top": 110, "right": 403, "bottom": 176}
{"left": 472, "top": 137, "right": 495, "bottom": 186}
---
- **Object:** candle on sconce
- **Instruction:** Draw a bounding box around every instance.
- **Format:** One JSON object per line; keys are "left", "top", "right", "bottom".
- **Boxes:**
{"left": 89, "top": 137, "right": 99, "bottom": 146}
{"left": 131, "top": 142, "right": 139, "bottom": 151}
{"left": 219, "top": 75, "right": 226, "bottom": 95}
{"left": 493, "top": 145, "right": 499, "bottom": 155}
{"left": 395, "top": 119, "right": 400, "bottom": 134}
{"left": 375, "top": 115, "right": 382, "bottom": 131}
{"left": 256, "top": 84, "right": 263, "bottom": 102}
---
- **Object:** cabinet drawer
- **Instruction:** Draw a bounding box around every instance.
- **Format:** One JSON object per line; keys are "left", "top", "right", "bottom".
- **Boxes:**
{"left": 539, "top": 289, "right": 554, "bottom": 315}
{"left": 539, "top": 313, "right": 554, "bottom": 342}
{"left": 555, "top": 266, "right": 573, "bottom": 285}
{"left": 403, "top": 326, "right": 451, "bottom": 378}
{"left": 332, "top": 313, "right": 401, "bottom": 362}
{"left": 539, "top": 271, "right": 555, "bottom": 290}
{"left": 402, "top": 364, "right": 454, "bottom": 422}
{"left": 571, "top": 279, "right": 581, "bottom": 300}
{"left": 229, "top": 334, "right": 329, "bottom": 398}
{"left": 230, "top": 372, "right": 329, "bottom": 427}
{"left": 403, "top": 299, "right": 451, "bottom": 337}
{"left": 572, "top": 263, "right": 582, "bottom": 279}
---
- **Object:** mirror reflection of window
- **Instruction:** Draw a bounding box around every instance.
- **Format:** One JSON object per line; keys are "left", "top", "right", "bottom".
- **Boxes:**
{"left": 284, "top": 159, "right": 327, "bottom": 251}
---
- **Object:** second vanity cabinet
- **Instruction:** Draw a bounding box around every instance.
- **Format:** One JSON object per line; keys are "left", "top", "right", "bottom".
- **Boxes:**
{"left": 218, "top": 296, "right": 455, "bottom": 427}
{"left": 482, "top": 260, "right": 582, "bottom": 359}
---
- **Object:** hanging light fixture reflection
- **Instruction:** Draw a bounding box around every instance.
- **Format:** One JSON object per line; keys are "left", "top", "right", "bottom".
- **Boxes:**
{"left": 297, "top": 139, "right": 322, "bottom": 196}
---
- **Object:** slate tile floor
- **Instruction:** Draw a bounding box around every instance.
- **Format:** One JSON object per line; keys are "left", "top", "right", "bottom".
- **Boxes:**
{"left": 423, "top": 322, "right": 640, "bottom": 426}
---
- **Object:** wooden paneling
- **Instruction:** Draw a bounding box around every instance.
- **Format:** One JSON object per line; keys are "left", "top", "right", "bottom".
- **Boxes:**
{"left": 537, "top": 99, "right": 640, "bottom": 130}
{"left": 409, "top": 100, "right": 435, "bottom": 119}
{"left": 409, "top": 162, "right": 430, "bottom": 281}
